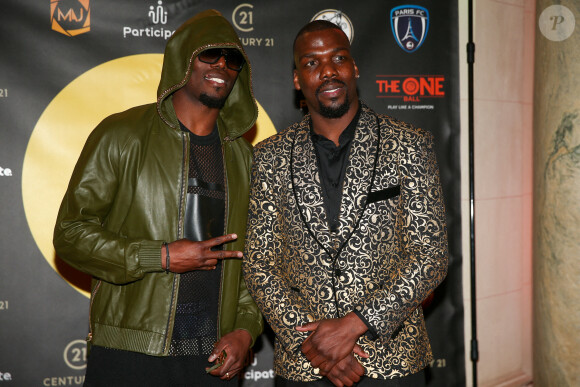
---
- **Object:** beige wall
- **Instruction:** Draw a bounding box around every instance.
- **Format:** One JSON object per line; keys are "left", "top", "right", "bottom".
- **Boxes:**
{"left": 460, "top": 0, "right": 535, "bottom": 385}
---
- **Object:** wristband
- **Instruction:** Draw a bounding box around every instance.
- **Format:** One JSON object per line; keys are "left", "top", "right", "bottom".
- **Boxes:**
{"left": 163, "top": 242, "right": 170, "bottom": 273}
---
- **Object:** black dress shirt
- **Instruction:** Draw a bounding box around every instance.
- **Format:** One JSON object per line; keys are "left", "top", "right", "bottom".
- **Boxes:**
{"left": 310, "top": 108, "right": 361, "bottom": 233}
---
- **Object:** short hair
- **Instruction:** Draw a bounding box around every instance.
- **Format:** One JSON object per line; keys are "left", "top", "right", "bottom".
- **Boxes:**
{"left": 293, "top": 20, "right": 348, "bottom": 52}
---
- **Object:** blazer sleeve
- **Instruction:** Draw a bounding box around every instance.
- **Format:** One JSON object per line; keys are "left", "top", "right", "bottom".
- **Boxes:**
{"left": 229, "top": 138, "right": 264, "bottom": 345}
{"left": 355, "top": 128, "right": 449, "bottom": 341}
{"left": 243, "top": 141, "right": 314, "bottom": 356}
{"left": 233, "top": 264, "right": 264, "bottom": 346}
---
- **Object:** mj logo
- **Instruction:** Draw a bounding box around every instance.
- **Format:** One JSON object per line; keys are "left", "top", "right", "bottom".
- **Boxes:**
{"left": 50, "top": 0, "right": 90, "bottom": 37}
{"left": 390, "top": 5, "right": 429, "bottom": 53}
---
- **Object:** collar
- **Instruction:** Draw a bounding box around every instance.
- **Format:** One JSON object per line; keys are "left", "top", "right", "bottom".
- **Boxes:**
{"left": 179, "top": 120, "right": 220, "bottom": 145}
{"left": 309, "top": 104, "right": 362, "bottom": 147}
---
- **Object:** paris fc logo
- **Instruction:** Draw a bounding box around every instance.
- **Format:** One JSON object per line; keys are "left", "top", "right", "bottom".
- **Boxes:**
{"left": 390, "top": 5, "right": 429, "bottom": 53}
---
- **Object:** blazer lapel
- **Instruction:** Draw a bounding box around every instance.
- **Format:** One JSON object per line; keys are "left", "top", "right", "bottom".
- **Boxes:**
{"left": 290, "top": 117, "right": 334, "bottom": 253}
{"left": 338, "top": 106, "right": 380, "bottom": 243}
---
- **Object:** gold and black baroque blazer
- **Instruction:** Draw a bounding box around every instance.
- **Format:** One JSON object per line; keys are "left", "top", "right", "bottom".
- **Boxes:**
{"left": 243, "top": 103, "right": 448, "bottom": 381}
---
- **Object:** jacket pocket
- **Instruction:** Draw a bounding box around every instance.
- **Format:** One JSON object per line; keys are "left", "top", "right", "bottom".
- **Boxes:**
{"left": 367, "top": 184, "right": 400, "bottom": 204}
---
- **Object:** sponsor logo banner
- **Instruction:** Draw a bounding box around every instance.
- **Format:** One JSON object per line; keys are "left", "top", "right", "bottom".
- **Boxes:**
{"left": 122, "top": 0, "right": 174, "bottom": 39}
{"left": 51, "top": 0, "right": 90, "bottom": 37}
{"left": 390, "top": 5, "right": 429, "bottom": 53}
{"left": 0, "top": 166, "right": 13, "bottom": 176}
{"left": 0, "top": 371, "right": 13, "bottom": 381}
{"left": 312, "top": 9, "right": 354, "bottom": 43}
{"left": 376, "top": 74, "right": 445, "bottom": 102}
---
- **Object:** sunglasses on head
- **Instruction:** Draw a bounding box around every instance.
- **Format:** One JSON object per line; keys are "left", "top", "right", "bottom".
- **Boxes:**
{"left": 197, "top": 48, "right": 245, "bottom": 71}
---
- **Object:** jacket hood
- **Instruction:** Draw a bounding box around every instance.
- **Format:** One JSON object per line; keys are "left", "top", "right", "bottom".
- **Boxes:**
{"left": 156, "top": 9, "right": 257, "bottom": 139}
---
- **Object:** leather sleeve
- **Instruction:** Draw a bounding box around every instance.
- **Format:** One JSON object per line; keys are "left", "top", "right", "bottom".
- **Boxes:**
{"left": 53, "top": 118, "right": 164, "bottom": 284}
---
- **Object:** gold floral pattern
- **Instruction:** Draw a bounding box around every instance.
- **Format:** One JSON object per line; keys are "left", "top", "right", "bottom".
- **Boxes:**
{"left": 243, "top": 104, "right": 448, "bottom": 381}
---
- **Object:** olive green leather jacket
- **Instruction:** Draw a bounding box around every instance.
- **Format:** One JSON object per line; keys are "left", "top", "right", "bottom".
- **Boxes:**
{"left": 53, "top": 10, "right": 262, "bottom": 355}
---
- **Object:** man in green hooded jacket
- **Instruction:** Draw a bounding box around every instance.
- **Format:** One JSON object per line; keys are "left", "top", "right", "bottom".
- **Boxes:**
{"left": 53, "top": 9, "right": 262, "bottom": 386}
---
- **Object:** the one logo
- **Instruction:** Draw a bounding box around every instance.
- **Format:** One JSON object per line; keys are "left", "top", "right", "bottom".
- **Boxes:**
{"left": 390, "top": 5, "right": 429, "bottom": 53}
{"left": 376, "top": 74, "right": 445, "bottom": 102}
{"left": 312, "top": 9, "right": 354, "bottom": 43}
{"left": 50, "top": 0, "right": 90, "bottom": 37}
{"left": 148, "top": 0, "right": 168, "bottom": 25}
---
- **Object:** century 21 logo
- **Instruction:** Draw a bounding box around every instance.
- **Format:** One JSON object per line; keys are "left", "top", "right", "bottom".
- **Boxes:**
{"left": 51, "top": 0, "right": 91, "bottom": 37}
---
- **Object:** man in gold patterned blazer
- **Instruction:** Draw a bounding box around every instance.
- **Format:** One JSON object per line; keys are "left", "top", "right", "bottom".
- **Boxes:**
{"left": 243, "top": 20, "right": 448, "bottom": 387}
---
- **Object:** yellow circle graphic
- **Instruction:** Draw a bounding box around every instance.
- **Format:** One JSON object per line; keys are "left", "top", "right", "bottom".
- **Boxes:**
{"left": 22, "top": 54, "right": 277, "bottom": 297}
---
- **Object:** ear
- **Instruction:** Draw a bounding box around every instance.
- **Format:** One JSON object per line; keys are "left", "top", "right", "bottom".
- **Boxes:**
{"left": 353, "top": 60, "right": 360, "bottom": 79}
{"left": 293, "top": 69, "right": 301, "bottom": 91}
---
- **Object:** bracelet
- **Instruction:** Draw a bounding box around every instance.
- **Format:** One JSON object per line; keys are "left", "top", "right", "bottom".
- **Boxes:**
{"left": 163, "top": 242, "right": 170, "bottom": 273}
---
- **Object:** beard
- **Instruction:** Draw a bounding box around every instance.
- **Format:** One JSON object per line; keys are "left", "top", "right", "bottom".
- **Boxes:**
{"left": 318, "top": 97, "right": 350, "bottom": 118}
{"left": 199, "top": 93, "right": 227, "bottom": 109}
{"left": 315, "top": 80, "right": 351, "bottom": 119}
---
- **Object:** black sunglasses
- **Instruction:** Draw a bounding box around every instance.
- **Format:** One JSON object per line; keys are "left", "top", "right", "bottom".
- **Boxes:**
{"left": 197, "top": 48, "right": 245, "bottom": 71}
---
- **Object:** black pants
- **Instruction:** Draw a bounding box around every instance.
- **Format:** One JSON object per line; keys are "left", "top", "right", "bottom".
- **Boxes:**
{"left": 84, "top": 346, "right": 238, "bottom": 387}
{"left": 275, "top": 369, "right": 426, "bottom": 387}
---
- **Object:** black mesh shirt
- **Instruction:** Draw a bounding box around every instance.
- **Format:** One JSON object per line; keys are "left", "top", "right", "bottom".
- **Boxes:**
{"left": 169, "top": 123, "right": 226, "bottom": 356}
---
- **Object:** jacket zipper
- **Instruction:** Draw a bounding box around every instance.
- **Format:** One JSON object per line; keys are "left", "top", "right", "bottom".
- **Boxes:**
{"left": 86, "top": 280, "right": 102, "bottom": 343}
{"left": 216, "top": 136, "right": 232, "bottom": 341}
{"left": 162, "top": 130, "right": 188, "bottom": 354}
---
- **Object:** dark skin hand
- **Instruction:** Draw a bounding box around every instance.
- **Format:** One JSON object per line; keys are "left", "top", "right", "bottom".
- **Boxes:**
{"left": 297, "top": 312, "right": 369, "bottom": 376}
{"left": 161, "top": 233, "right": 243, "bottom": 273}
{"left": 207, "top": 329, "right": 253, "bottom": 380}
{"left": 326, "top": 353, "right": 366, "bottom": 387}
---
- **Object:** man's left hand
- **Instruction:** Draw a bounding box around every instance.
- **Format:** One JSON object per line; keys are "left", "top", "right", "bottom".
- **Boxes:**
{"left": 296, "top": 312, "right": 368, "bottom": 375}
{"left": 207, "top": 329, "right": 252, "bottom": 380}
{"left": 326, "top": 353, "right": 366, "bottom": 387}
